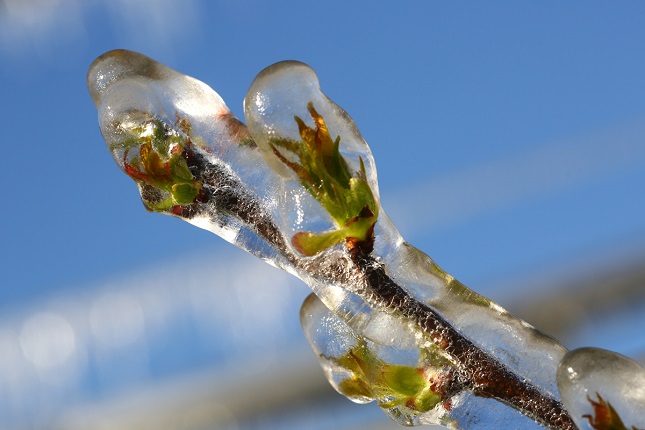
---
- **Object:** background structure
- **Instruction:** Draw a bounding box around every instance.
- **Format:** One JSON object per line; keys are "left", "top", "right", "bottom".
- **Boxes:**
{"left": 1, "top": 2, "right": 644, "bottom": 428}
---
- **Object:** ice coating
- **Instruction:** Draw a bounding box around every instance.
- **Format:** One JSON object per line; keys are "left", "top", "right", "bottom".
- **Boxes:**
{"left": 301, "top": 292, "right": 457, "bottom": 428}
{"left": 242, "top": 58, "right": 573, "bottom": 428}
{"left": 244, "top": 61, "right": 380, "bottom": 257}
{"left": 302, "top": 292, "right": 559, "bottom": 429}
{"left": 88, "top": 50, "right": 586, "bottom": 429}
{"left": 87, "top": 50, "right": 288, "bottom": 264}
{"left": 557, "top": 347, "right": 645, "bottom": 429}
{"left": 244, "top": 61, "right": 378, "bottom": 196}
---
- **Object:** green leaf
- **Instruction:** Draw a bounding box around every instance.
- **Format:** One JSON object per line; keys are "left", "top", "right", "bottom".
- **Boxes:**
{"left": 169, "top": 155, "right": 194, "bottom": 182}
{"left": 291, "top": 230, "right": 346, "bottom": 257}
{"left": 171, "top": 182, "right": 201, "bottom": 205}
{"left": 414, "top": 387, "right": 442, "bottom": 412}
{"left": 383, "top": 365, "right": 425, "bottom": 397}
{"left": 337, "top": 377, "right": 374, "bottom": 400}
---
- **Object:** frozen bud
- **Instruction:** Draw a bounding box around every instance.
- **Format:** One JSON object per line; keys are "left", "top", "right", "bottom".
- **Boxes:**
{"left": 301, "top": 292, "right": 462, "bottom": 428}
{"left": 244, "top": 61, "right": 380, "bottom": 256}
{"left": 244, "top": 61, "right": 378, "bottom": 191}
{"left": 557, "top": 347, "right": 645, "bottom": 429}
{"left": 87, "top": 49, "right": 257, "bottom": 224}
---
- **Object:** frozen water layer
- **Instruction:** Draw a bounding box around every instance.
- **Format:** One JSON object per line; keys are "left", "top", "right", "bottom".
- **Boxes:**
{"left": 88, "top": 50, "right": 644, "bottom": 429}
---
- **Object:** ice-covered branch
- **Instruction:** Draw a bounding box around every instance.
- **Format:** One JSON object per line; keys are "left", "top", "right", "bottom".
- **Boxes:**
{"left": 87, "top": 50, "right": 644, "bottom": 429}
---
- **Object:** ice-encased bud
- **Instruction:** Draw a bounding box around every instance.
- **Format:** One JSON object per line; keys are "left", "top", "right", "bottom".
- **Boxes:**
{"left": 300, "top": 293, "right": 456, "bottom": 428}
{"left": 243, "top": 61, "right": 380, "bottom": 256}
{"left": 557, "top": 347, "right": 645, "bottom": 429}
{"left": 300, "top": 291, "right": 560, "bottom": 429}
{"left": 244, "top": 60, "right": 378, "bottom": 196}
{"left": 87, "top": 50, "right": 267, "bottom": 242}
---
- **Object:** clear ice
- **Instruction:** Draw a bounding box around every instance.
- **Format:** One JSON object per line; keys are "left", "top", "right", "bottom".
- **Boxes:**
{"left": 87, "top": 50, "right": 639, "bottom": 429}
{"left": 557, "top": 347, "right": 645, "bottom": 429}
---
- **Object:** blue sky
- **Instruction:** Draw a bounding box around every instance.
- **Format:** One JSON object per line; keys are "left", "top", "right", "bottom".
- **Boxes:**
{"left": 1, "top": 0, "right": 644, "bottom": 306}
{"left": 1, "top": 1, "right": 645, "bottom": 427}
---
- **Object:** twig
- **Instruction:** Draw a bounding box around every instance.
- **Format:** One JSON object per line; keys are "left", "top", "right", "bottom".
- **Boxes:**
{"left": 177, "top": 145, "right": 576, "bottom": 429}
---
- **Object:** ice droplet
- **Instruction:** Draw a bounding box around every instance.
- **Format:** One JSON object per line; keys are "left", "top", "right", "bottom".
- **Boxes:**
{"left": 557, "top": 347, "right": 645, "bottom": 429}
